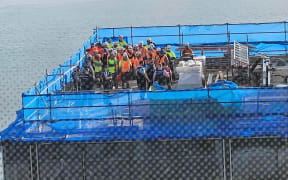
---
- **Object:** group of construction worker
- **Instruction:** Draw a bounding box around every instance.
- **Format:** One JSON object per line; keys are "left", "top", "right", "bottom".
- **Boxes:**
{"left": 72, "top": 35, "right": 188, "bottom": 91}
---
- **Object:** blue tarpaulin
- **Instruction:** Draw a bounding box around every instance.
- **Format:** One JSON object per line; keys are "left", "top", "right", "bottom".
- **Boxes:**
{"left": 1, "top": 88, "right": 287, "bottom": 142}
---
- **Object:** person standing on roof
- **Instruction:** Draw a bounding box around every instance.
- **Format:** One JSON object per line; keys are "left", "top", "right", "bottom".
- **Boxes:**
{"left": 93, "top": 54, "right": 103, "bottom": 88}
{"left": 153, "top": 63, "right": 168, "bottom": 86}
{"left": 145, "top": 38, "right": 156, "bottom": 49}
{"left": 137, "top": 60, "right": 150, "bottom": 90}
{"left": 166, "top": 45, "right": 176, "bottom": 59}
{"left": 95, "top": 42, "right": 104, "bottom": 57}
{"left": 145, "top": 57, "right": 155, "bottom": 89}
{"left": 108, "top": 50, "right": 118, "bottom": 89}
{"left": 163, "top": 63, "right": 172, "bottom": 89}
{"left": 102, "top": 66, "right": 113, "bottom": 89}
{"left": 112, "top": 42, "right": 118, "bottom": 50}
{"left": 119, "top": 53, "right": 131, "bottom": 89}
{"left": 118, "top": 35, "right": 127, "bottom": 47}
{"left": 181, "top": 42, "right": 194, "bottom": 59}
{"left": 106, "top": 38, "right": 113, "bottom": 49}
{"left": 86, "top": 43, "right": 97, "bottom": 56}
{"left": 138, "top": 41, "right": 148, "bottom": 58}
{"left": 159, "top": 49, "right": 169, "bottom": 65}
{"left": 146, "top": 45, "right": 157, "bottom": 61}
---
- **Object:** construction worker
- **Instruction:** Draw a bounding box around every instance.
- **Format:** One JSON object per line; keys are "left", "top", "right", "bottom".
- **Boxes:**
{"left": 106, "top": 38, "right": 113, "bottom": 49}
{"left": 145, "top": 38, "right": 156, "bottom": 49}
{"left": 137, "top": 61, "right": 150, "bottom": 90}
{"left": 102, "top": 66, "right": 112, "bottom": 89}
{"left": 181, "top": 42, "right": 194, "bottom": 59}
{"left": 119, "top": 53, "right": 131, "bottom": 89}
{"left": 166, "top": 45, "right": 176, "bottom": 59}
{"left": 112, "top": 42, "right": 118, "bottom": 50}
{"left": 81, "top": 64, "right": 94, "bottom": 90}
{"left": 145, "top": 58, "right": 155, "bottom": 89}
{"left": 153, "top": 63, "right": 167, "bottom": 86}
{"left": 138, "top": 41, "right": 148, "bottom": 58}
{"left": 146, "top": 45, "right": 157, "bottom": 61}
{"left": 159, "top": 49, "right": 169, "bottom": 65}
{"left": 163, "top": 63, "right": 172, "bottom": 90}
{"left": 118, "top": 35, "right": 127, "bottom": 47}
{"left": 93, "top": 54, "right": 103, "bottom": 88}
{"left": 72, "top": 66, "right": 81, "bottom": 91}
{"left": 95, "top": 42, "right": 104, "bottom": 57}
{"left": 108, "top": 51, "right": 118, "bottom": 89}
{"left": 86, "top": 43, "right": 97, "bottom": 56}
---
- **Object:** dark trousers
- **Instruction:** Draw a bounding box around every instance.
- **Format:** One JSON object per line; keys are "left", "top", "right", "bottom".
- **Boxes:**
{"left": 121, "top": 72, "right": 130, "bottom": 89}
{"left": 111, "top": 73, "right": 118, "bottom": 89}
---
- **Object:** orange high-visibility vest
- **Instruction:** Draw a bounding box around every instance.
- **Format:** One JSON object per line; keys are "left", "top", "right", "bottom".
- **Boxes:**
{"left": 131, "top": 57, "right": 139, "bottom": 70}
{"left": 160, "top": 55, "right": 168, "bottom": 64}
{"left": 121, "top": 60, "right": 130, "bottom": 73}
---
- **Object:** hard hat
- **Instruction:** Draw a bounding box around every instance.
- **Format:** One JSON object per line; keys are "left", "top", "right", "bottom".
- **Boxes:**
{"left": 128, "top": 46, "right": 133, "bottom": 49}
{"left": 136, "top": 51, "right": 141, "bottom": 56}
{"left": 138, "top": 41, "right": 144, "bottom": 45}
{"left": 185, "top": 42, "right": 189, "bottom": 47}
{"left": 156, "top": 48, "right": 161, "bottom": 52}
{"left": 123, "top": 52, "right": 128, "bottom": 59}
{"left": 147, "top": 38, "right": 151, "bottom": 41}
{"left": 167, "top": 45, "right": 172, "bottom": 49}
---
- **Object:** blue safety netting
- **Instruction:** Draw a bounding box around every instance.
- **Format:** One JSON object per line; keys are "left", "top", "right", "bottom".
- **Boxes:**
{"left": 24, "top": 22, "right": 288, "bottom": 98}
{"left": 1, "top": 87, "right": 287, "bottom": 142}
{"left": 24, "top": 33, "right": 97, "bottom": 95}
{"left": 97, "top": 22, "right": 288, "bottom": 57}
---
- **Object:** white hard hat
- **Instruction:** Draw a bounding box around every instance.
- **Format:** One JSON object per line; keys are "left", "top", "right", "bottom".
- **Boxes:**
{"left": 123, "top": 52, "right": 128, "bottom": 58}
{"left": 167, "top": 45, "right": 172, "bottom": 49}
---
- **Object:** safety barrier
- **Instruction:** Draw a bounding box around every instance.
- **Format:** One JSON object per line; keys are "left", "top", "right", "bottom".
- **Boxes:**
{"left": 96, "top": 21, "right": 288, "bottom": 57}
{"left": 17, "top": 88, "right": 288, "bottom": 140}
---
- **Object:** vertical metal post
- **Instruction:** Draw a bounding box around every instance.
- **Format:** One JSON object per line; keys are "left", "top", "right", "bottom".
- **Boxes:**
{"left": 178, "top": 24, "right": 181, "bottom": 45}
{"left": 22, "top": 93, "right": 25, "bottom": 122}
{"left": 222, "top": 139, "right": 227, "bottom": 180}
{"left": 178, "top": 24, "right": 182, "bottom": 56}
{"left": 70, "top": 57, "right": 72, "bottom": 89}
{"left": 49, "top": 94, "right": 52, "bottom": 121}
{"left": 82, "top": 144, "right": 86, "bottom": 180}
{"left": 95, "top": 26, "right": 98, "bottom": 42}
{"left": 128, "top": 91, "right": 132, "bottom": 126}
{"left": 229, "top": 139, "right": 233, "bottom": 180}
{"left": 247, "top": 34, "right": 250, "bottom": 82}
{"left": 45, "top": 69, "right": 48, "bottom": 94}
{"left": 130, "top": 26, "right": 133, "bottom": 46}
{"left": 36, "top": 144, "right": 40, "bottom": 180}
{"left": 284, "top": 21, "right": 287, "bottom": 56}
{"left": 112, "top": 27, "right": 115, "bottom": 41}
{"left": 29, "top": 145, "right": 33, "bottom": 180}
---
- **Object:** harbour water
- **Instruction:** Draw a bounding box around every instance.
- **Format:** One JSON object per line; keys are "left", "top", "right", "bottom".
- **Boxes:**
{"left": 0, "top": 0, "right": 288, "bottom": 130}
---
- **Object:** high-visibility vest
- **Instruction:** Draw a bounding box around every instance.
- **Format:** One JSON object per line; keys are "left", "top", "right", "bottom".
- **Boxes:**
{"left": 118, "top": 41, "right": 127, "bottom": 47}
{"left": 88, "top": 47, "right": 97, "bottom": 56}
{"left": 94, "top": 60, "right": 103, "bottom": 73}
{"left": 160, "top": 55, "right": 168, "bottom": 64}
{"left": 108, "top": 59, "right": 117, "bottom": 73}
{"left": 166, "top": 51, "right": 176, "bottom": 58}
{"left": 131, "top": 58, "right": 139, "bottom": 70}
{"left": 108, "top": 42, "right": 113, "bottom": 48}
{"left": 121, "top": 60, "right": 130, "bottom": 73}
